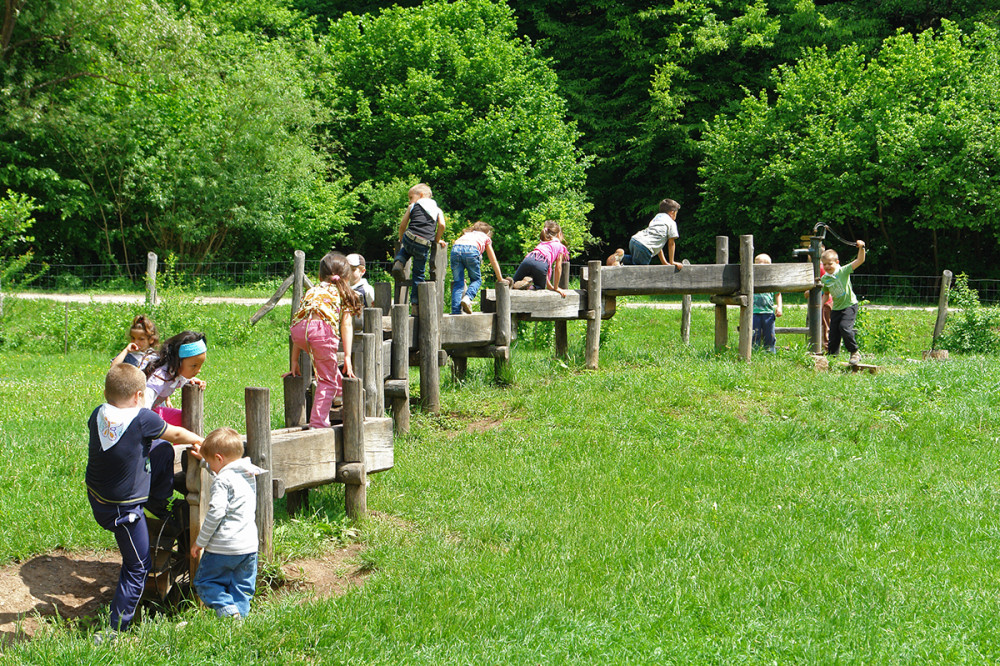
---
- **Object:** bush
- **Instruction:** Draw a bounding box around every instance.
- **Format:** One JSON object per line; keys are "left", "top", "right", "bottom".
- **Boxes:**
{"left": 937, "top": 273, "right": 1000, "bottom": 354}
{"left": 854, "top": 301, "right": 904, "bottom": 354}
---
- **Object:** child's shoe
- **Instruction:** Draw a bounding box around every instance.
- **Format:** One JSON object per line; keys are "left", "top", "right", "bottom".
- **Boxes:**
{"left": 513, "top": 277, "right": 533, "bottom": 290}
{"left": 606, "top": 249, "right": 624, "bottom": 266}
{"left": 848, "top": 351, "right": 861, "bottom": 366}
{"left": 460, "top": 296, "right": 474, "bottom": 314}
{"left": 392, "top": 261, "right": 405, "bottom": 282}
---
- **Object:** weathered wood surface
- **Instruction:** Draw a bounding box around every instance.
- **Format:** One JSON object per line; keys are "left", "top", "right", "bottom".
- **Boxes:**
{"left": 737, "top": 235, "right": 754, "bottom": 363}
{"left": 585, "top": 260, "right": 602, "bottom": 370}
{"left": 931, "top": 269, "right": 953, "bottom": 348}
{"left": 776, "top": 327, "right": 809, "bottom": 335}
{"left": 245, "top": 387, "right": 274, "bottom": 559}
{"left": 596, "top": 262, "right": 814, "bottom": 296}
{"left": 439, "top": 313, "right": 497, "bottom": 348}
{"left": 269, "top": 417, "right": 394, "bottom": 493}
{"left": 481, "top": 288, "right": 615, "bottom": 321}
{"left": 715, "top": 236, "right": 729, "bottom": 353}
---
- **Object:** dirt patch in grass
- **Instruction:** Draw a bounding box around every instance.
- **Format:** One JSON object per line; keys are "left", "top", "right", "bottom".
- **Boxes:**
{"left": 0, "top": 545, "right": 369, "bottom": 645}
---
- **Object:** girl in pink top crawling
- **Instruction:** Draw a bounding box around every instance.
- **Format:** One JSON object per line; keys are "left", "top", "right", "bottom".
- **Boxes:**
{"left": 511, "top": 220, "right": 569, "bottom": 297}
{"left": 288, "top": 251, "right": 362, "bottom": 428}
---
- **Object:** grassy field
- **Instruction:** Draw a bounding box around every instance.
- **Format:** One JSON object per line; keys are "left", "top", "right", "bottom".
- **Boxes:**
{"left": 1, "top": 298, "right": 999, "bottom": 663}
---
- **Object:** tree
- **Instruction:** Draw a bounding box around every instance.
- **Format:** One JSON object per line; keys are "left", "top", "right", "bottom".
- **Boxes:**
{"left": 0, "top": 189, "right": 40, "bottom": 284}
{"left": 319, "top": 0, "right": 592, "bottom": 259}
{"left": 699, "top": 22, "right": 1000, "bottom": 274}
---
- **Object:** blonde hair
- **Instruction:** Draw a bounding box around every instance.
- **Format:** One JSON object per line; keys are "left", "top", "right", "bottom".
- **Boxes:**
{"left": 754, "top": 253, "right": 772, "bottom": 265}
{"left": 105, "top": 363, "right": 146, "bottom": 405}
{"left": 201, "top": 427, "right": 244, "bottom": 461}
{"left": 464, "top": 220, "right": 493, "bottom": 235}
{"left": 821, "top": 249, "right": 839, "bottom": 263}
{"left": 409, "top": 183, "right": 432, "bottom": 199}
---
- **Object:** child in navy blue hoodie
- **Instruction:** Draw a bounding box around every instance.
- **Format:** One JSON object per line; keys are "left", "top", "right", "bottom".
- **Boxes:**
{"left": 86, "top": 363, "right": 203, "bottom": 636}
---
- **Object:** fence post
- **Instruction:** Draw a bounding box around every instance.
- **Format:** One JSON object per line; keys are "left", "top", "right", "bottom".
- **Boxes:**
{"left": 390, "top": 303, "right": 411, "bottom": 433}
{"left": 714, "top": 237, "right": 729, "bottom": 353}
{"left": 245, "top": 387, "right": 274, "bottom": 560}
{"left": 681, "top": 259, "right": 692, "bottom": 344}
{"left": 342, "top": 377, "right": 367, "bottom": 520}
{"left": 182, "top": 384, "right": 207, "bottom": 581}
{"left": 495, "top": 280, "right": 512, "bottom": 382}
{"left": 146, "top": 252, "right": 158, "bottom": 306}
{"left": 417, "top": 281, "right": 441, "bottom": 414}
{"left": 931, "top": 269, "right": 954, "bottom": 349}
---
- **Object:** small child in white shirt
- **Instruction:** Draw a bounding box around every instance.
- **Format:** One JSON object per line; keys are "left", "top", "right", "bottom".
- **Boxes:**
{"left": 191, "top": 427, "right": 265, "bottom": 618}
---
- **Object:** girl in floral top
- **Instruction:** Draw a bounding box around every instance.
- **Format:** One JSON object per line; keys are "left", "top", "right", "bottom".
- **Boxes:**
{"left": 289, "top": 252, "right": 362, "bottom": 428}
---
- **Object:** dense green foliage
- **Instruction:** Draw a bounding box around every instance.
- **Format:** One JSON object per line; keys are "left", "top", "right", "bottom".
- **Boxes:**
{"left": 3, "top": 0, "right": 1000, "bottom": 274}
{"left": 700, "top": 22, "right": 1000, "bottom": 274}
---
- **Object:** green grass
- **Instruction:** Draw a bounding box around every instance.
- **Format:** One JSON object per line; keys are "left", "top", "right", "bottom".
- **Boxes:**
{"left": 2, "top": 300, "right": 1000, "bottom": 662}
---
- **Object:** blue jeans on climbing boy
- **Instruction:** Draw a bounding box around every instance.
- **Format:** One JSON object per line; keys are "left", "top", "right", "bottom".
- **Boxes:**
{"left": 450, "top": 244, "right": 482, "bottom": 314}
{"left": 193, "top": 551, "right": 258, "bottom": 618}
{"left": 752, "top": 312, "right": 777, "bottom": 353}
{"left": 621, "top": 238, "right": 654, "bottom": 266}
{"left": 395, "top": 231, "right": 431, "bottom": 305}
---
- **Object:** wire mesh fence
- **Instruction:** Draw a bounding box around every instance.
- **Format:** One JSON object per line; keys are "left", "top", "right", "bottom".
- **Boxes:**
{"left": 8, "top": 259, "right": 1000, "bottom": 305}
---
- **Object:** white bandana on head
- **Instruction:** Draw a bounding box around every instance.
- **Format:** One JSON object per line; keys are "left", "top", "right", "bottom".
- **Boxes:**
{"left": 97, "top": 404, "right": 142, "bottom": 451}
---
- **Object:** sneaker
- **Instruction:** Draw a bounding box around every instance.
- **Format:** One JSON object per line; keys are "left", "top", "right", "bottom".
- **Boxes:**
{"left": 606, "top": 249, "right": 624, "bottom": 266}
{"left": 460, "top": 296, "right": 474, "bottom": 314}
{"left": 512, "top": 277, "right": 533, "bottom": 290}
{"left": 848, "top": 351, "right": 861, "bottom": 366}
{"left": 392, "top": 261, "right": 405, "bottom": 281}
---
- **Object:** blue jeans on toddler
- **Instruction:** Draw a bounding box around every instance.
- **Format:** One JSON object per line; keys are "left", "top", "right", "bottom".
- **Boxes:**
{"left": 752, "top": 312, "right": 777, "bottom": 353}
{"left": 450, "top": 244, "right": 482, "bottom": 314}
{"left": 621, "top": 238, "right": 654, "bottom": 266}
{"left": 194, "top": 551, "right": 258, "bottom": 617}
{"left": 395, "top": 231, "right": 432, "bottom": 305}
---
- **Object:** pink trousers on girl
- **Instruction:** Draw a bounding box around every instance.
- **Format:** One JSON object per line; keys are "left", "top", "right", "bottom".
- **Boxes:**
{"left": 290, "top": 317, "right": 343, "bottom": 429}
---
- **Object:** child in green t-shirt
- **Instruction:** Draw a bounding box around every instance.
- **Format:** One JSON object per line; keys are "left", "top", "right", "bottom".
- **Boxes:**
{"left": 819, "top": 240, "right": 866, "bottom": 365}
{"left": 752, "top": 253, "right": 783, "bottom": 353}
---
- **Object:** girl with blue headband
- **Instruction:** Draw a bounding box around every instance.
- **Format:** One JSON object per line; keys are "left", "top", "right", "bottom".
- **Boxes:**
{"left": 144, "top": 331, "right": 208, "bottom": 427}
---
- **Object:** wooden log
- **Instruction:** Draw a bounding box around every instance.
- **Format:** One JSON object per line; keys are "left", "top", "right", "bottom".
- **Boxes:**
{"left": 585, "top": 260, "right": 602, "bottom": 370}
{"left": 342, "top": 378, "right": 367, "bottom": 519}
{"left": 494, "top": 280, "right": 512, "bottom": 381}
{"left": 250, "top": 273, "right": 293, "bottom": 325}
{"left": 738, "top": 235, "right": 754, "bottom": 363}
{"left": 393, "top": 257, "right": 412, "bottom": 308}
{"left": 383, "top": 379, "right": 409, "bottom": 399}
{"left": 146, "top": 252, "right": 158, "bottom": 307}
{"left": 440, "top": 312, "right": 497, "bottom": 348}
{"left": 452, "top": 356, "right": 468, "bottom": 382}
{"left": 282, "top": 373, "right": 307, "bottom": 428}
{"left": 481, "top": 288, "right": 588, "bottom": 320}
{"left": 554, "top": 260, "right": 570, "bottom": 357}
{"left": 710, "top": 294, "right": 749, "bottom": 307}
{"left": 680, "top": 259, "right": 692, "bottom": 344}
{"left": 715, "top": 237, "right": 729, "bottom": 353}
{"left": 364, "top": 308, "right": 385, "bottom": 417}
{"left": 417, "top": 282, "right": 441, "bottom": 414}
{"left": 373, "top": 282, "right": 392, "bottom": 315}
{"left": 361, "top": 332, "right": 377, "bottom": 417}
{"left": 598, "top": 261, "right": 813, "bottom": 296}
{"left": 390, "top": 303, "right": 410, "bottom": 434}
{"left": 337, "top": 462, "right": 366, "bottom": 485}
{"left": 245, "top": 387, "right": 274, "bottom": 559}
{"left": 449, "top": 345, "right": 509, "bottom": 360}
{"left": 269, "top": 417, "right": 393, "bottom": 491}
{"left": 431, "top": 242, "right": 447, "bottom": 323}
{"left": 290, "top": 251, "right": 313, "bottom": 390}
{"left": 182, "top": 384, "right": 207, "bottom": 581}
{"left": 776, "top": 327, "right": 809, "bottom": 335}
{"left": 931, "top": 269, "right": 953, "bottom": 349}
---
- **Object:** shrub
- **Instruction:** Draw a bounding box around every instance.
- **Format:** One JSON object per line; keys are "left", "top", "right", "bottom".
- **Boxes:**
{"left": 854, "top": 301, "right": 904, "bottom": 354}
{"left": 937, "top": 273, "right": 1000, "bottom": 354}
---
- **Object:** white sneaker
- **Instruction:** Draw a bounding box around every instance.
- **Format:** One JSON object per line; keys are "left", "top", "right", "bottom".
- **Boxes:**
{"left": 460, "top": 296, "right": 473, "bottom": 314}
{"left": 848, "top": 351, "right": 861, "bottom": 366}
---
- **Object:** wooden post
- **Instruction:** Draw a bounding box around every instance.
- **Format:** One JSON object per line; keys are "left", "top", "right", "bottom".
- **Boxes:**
{"left": 808, "top": 235, "right": 823, "bottom": 354}
{"left": 285, "top": 251, "right": 310, "bottom": 514}
{"left": 738, "top": 235, "right": 754, "bottom": 362}
{"left": 390, "top": 303, "right": 411, "bottom": 433}
{"left": 374, "top": 282, "right": 392, "bottom": 315}
{"left": 554, "top": 260, "right": 570, "bottom": 357}
{"left": 393, "top": 258, "right": 412, "bottom": 307}
{"left": 681, "top": 259, "right": 692, "bottom": 344}
{"left": 431, "top": 242, "right": 447, "bottom": 321}
{"left": 417, "top": 281, "right": 441, "bottom": 414}
{"left": 361, "top": 331, "right": 377, "bottom": 417}
{"left": 182, "top": 384, "right": 207, "bottom": 581}
{"left": 363, "top": 308, "right": 385, "bottom": 417}
{"left": 452, "top": 356, "right": 468, "bottom": 382}
{"left": 342, "top": 378, "right": 367, "bottom": 520}
{"left": 146, "top": 252, "right": 158, "bottom": 306}
{"left": 585, "top": 260, "right": 602, "bottom": 370}
{"left": 714, "top": 237, "right": 729, "bottom": 353}
{"left": 931, "top": 269, "right": 954, "bottom": 349}
{"left": 245, "top": 387, "right": 273, "bottom": 559}
{"left": 495, "top": 280, "right": 512, "bottom": 381}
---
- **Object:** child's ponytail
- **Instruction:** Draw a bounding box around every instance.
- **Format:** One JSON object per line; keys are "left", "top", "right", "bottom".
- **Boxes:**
{"left": 319, "top": 251, "right": 363, "bottom": 316}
